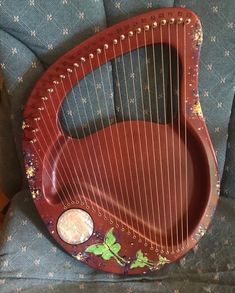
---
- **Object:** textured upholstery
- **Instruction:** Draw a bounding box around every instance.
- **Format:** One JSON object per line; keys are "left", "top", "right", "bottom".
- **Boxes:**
{"left": 0, "top": 0, "right": 235, "bottom": 292}
{"left": 0, "top": 190, "right": 235, "bottom": 292}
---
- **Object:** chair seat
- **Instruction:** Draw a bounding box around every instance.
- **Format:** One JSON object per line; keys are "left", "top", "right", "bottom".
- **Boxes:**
{"left": 1, "top": 190, "right": 235, "bottom": 292}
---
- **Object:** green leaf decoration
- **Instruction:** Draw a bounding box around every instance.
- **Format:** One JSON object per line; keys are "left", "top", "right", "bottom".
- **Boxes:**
{"left": 104, "top": 228, "right": 116, "bottom": 247}
{"left": 130, "top": 250, "right": 149, "bottom": 269}
{"left": 85, "top": 228, "right": 170, "bottom": 271}
{"left": 102, "top": 250, "right": 113, "bottom": 261}
{"left": 110, "top": 243, "right": 121, "bottom": 254}
{"left": 158, "top": 255, "right": 170, "bottom": 266}
{"left": 85, "top": 244, "right": 106, "bottom": 255}
{"left": 136, "top": 250, "right": 144, "bottom": 260}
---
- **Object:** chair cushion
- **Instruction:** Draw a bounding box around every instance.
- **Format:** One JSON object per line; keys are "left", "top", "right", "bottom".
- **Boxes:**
{"left": 0, "top": 189, "right": 235, "bottom": 292}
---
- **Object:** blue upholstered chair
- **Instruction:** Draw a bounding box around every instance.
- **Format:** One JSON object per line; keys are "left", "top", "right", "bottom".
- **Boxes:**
{"left": 0, "top": 1, "right": 235, "bottom": 292}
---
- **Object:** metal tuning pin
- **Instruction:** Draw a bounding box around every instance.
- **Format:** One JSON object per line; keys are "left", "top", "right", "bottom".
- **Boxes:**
{"left": 67, "top": 68, "right": 73, "bottom": 73}
{"left": 113, "top": 39, "right": 118, "bottom": 45}
{"left": 41, "top": 96, "right": 48, "bottom": 100}
{"left": 47, "top": 88, "right": 54, "bottom": 93}
{"left": 89, "top": 53, "right": 94, "bottom": 59}
{"left": 144, "top": 25, "right": 150, "bottom": 31}
{"left": 152, "top": 22, "right": 158, "bottom": 28}
{"left": 97, "top": 48, "right": 102, "bottom": 54}
{"left": 177, "top": 17, "right": 183, "bottom": 24}
{"left": 73, "top": 62, "right": 79, "bottom": 68}
{"left": 104, "top": 44, "right": 109, "bottom": 49}
{"left": 169, "top": 18, "right": 175, "bottom": 25}
{"left": 136, "top": 27, "right": 141, "bottom": 34}
{"left": 160, "top": 19, "right": 167, "bottom": 25}
{"left": 80, "top": 57, "right": 86, "bottom": 63}
{"left": 120, "top": 34, "right": 125, "bottom": 40}
{"left": 185, "top": 18, "right": 191, "bottom": 25}
{"left": 59, "top": 74, "right": 66, "bottom": 79}
{"left": 53, "top": 80, "right": 59, "bottom": 85}
{"left": 128, "top": 31, "right": 134, "bottom": 37}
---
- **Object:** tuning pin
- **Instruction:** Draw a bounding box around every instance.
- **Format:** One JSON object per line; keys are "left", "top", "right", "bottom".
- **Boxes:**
{"left": 53, "top": 80, "right": 59, "bottom": 84}
{"left": 136, "top": 28, "right": 141, "bottom": 34}
{"left": 80, "top": 57, "right": 86, "bottom": 62}
{"left": 152, "top": 22, "right": 158, "bottom": 28}
{"left": 128, "top": 31, "right": 134, "bottom": 37}
{"left": 89, "top": 53, "right": 94, "bottom": 59}
{"left": 59, "top": 74, "right": 66, "bottom": 79}
{"left": 47, "top": 88, "right": 54, "bottom": 93}
{"left": 144, "top": 25, "right": 150, "bottom": 31}
{"left": 169, "top": 18, "right": 175, "bottom": 24}
{"left": 160, "top": 19, "right": 167, "bottom": 25}
{"left": 73, "top": 63, "right": 79, "bottom": 68}
{"left": 97, "top": 48, "right": 102, "bottom": 54}
{"left": 104, "top": 44, "right": 109, "bottom": 49}
{"left": 185, "top": 18, "right": 191, "bottom": 25}
{"left": 67, "top": 68, "right": 73, "bottom": 73}
{"left": 120, "top": 34, "right": 125, "bottom": 40}
{"left": 177, "top": 17, "right": 183, "bottom": 24}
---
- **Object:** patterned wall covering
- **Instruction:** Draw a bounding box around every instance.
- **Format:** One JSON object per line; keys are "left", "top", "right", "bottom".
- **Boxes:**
{"left": 0, "top": 0, "right": 235, "bottom": 292}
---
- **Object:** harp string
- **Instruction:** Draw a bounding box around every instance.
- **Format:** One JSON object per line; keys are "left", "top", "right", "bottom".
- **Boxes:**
{"left": 143, "top": 28, "right": 159, "bottom": 247}
{"left": 88, "top": 57, "right": 122, "bottom": 226}
{"left": 79, "top": 62, "right": 114, "bottom": 221}
{"left": 129, "top": 31, "right": 155, "bottom": 247}
{"left": 150, "top": 26, "right": 164, "bottom": 251}
{"left": 119, "top": 37, "right": 146, "bottom": 241}
{"left": 184, "top": 24, "right": 189, "bottom": 247}
{"left": 53, "top": 83, "right": 90, "bottom": 207}
{"left": 160, "top": 25, "right": 172, "bottom": 252}
{"left": 73, "top": 68, "right": 110, "bottom": 216}
{"left": 40, "top": 91, "right": 79, "bottom": 205}
{"left": 100, "top": 50, "right": 131, "bottom": 232}
{"left": 66, "top": 71, "right": 104, "bottom": 213}
{"left": 112, "top": 43, "right": 136, "bottom": 236}
{"left": 176, "top": 22, "right": 183, "bottom": 248}
{"left": 168, "top": 22, "right": 179, "bottom": 251}
{"left": 59, "top": 77, "right": 95, "bottom": 208}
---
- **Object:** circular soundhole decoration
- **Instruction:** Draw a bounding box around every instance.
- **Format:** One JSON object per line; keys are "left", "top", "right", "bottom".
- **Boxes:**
{"left": 57, "top": 209, "right": 94, "bottom": 245}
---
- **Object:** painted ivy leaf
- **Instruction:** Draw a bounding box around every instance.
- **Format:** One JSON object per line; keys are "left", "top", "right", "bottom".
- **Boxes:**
{"left": 158, "top": 255, "right": 170, "bottom": 265}
{"left": 136, "top": 250, "right": 145, "bottom": 260}
{"left": 85, "top": 244, "right": 106, "bottom": 255}
{"left": 130, "top": 250, "right": 149, "bottom": 269}
{"left": 104, "top": 228, "right": 116, "bottom": 247}
{"left": 102, "top": 250, "right": 113, "bottom": 261}
{"left": 110, "top": 243, "right": 121, "bottom": 254}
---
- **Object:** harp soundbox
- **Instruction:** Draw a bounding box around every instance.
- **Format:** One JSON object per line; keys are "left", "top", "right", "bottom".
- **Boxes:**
{"left": 22, "top": 7, "right": 219, "bottom": 274}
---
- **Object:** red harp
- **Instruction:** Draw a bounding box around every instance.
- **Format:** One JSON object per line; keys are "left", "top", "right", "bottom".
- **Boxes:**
{"left": 22, "top": 7, "right": 219, "bottom": 274}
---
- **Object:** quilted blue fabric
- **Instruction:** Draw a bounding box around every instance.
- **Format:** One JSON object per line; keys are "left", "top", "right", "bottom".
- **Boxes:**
{"left": 0, "top": 0, "right": 235, "bottom": 292}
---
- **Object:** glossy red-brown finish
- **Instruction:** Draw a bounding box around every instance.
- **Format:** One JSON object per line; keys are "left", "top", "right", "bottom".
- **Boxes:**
{"left": 22, "top": 7, "right": 219, "bottom": 274}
